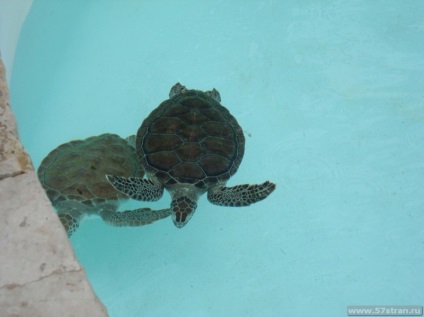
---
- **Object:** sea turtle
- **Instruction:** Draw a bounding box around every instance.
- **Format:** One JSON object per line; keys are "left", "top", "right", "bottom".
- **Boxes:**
{"left": 37, "top": 133, "right": 171, "bottom": 237}
{"left": 107, "top": 83, "right": 276, "bottom": 228}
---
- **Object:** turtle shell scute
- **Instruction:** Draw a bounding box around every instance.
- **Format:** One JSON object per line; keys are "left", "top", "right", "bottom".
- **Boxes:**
{"left": 38, "top": 133, "right": 144, "bottom": 207}
{"left": 137, "top": 89, "right": 245, "bottom": 190}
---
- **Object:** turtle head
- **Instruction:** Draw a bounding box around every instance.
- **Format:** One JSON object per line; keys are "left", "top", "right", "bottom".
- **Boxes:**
{"left": 170, "top": 196, "right": 197, "bottom": 228}
{"left": 168, "top": 184, "right": 201, "bottom": 228}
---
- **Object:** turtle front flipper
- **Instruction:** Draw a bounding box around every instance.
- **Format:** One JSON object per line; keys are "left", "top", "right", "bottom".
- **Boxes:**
{"left": 207, "top": 181, "right": 276, "bottom": 207}
{"left": 55, "top": 201, "right": 87, "bottom": 237}
{"left": 99, "top": 206, "right": 171, "bottom": 227}
{"left": 106, "top": 175, "right": 164, "bottom": 201}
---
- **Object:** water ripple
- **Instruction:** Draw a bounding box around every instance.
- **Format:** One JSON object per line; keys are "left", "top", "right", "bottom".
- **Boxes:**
{"left": 266, "top": 139, "right": 339, "bottom": 189}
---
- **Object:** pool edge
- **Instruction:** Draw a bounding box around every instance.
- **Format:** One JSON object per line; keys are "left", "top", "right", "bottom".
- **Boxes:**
{"left": 0, "top": 57, "right": 109, "bottom": 317}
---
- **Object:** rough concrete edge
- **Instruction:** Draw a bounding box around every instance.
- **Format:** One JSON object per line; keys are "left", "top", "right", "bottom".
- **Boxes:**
{"left": 0, "top": 56, "right": 109, "bottom": 316}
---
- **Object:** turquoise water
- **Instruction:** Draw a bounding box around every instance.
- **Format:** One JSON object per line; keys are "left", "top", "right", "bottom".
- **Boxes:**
{"left": 11, "top": 1, "right": 424, "bottom": 316}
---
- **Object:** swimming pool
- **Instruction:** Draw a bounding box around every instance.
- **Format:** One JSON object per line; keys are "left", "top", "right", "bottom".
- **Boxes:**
{"left": 11, "top": 1, "right": 424, "bottom": 316}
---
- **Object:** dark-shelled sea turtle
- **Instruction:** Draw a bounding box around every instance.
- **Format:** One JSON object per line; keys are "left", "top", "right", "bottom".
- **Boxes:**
{"left": 37, "top": 133, "right": 171, "bottom": 236}
{"left": 107, "top": 83, "right": 276, "bottom": 228}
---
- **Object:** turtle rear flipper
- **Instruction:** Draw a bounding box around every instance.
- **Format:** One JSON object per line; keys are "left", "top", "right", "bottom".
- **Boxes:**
{"left": 99, "top": 206, "right": 171, "bottom": 227}
{"left": 56, "top": 200, "right": 89, "bottom": 237}
{"left": 207, "top": 181, "right": 276, "bottom": 207}
{"left": 125, "top": 135, "right": 136, "bottom": 148}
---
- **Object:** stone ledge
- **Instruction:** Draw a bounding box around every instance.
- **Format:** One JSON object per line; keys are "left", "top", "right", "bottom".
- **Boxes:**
{"left": 0, "top": 269, "right": 108, "bottom": 317}
{"left": 0, "top": 58, "right": 32, "bottom": 180}
{"left": 0, "top": 172, "right": 82, "bottom": 287}
{"left": 0, "top": 57, "right": 108, "bottom": 316}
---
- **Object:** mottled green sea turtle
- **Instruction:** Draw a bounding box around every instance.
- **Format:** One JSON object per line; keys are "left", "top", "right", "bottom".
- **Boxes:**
{"left": 107, "top": 83, "right": 276, "bottom": 228}
{"left": 37, "top": 133, "right": 171, "bottom": 236}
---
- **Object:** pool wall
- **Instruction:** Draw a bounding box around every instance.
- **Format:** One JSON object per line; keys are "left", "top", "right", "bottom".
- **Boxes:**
{"left": 5, "top": 1, "right": 424, "bottom": 316}
{"left": 0, "top": 3, "right": 108, "bottom": 316}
